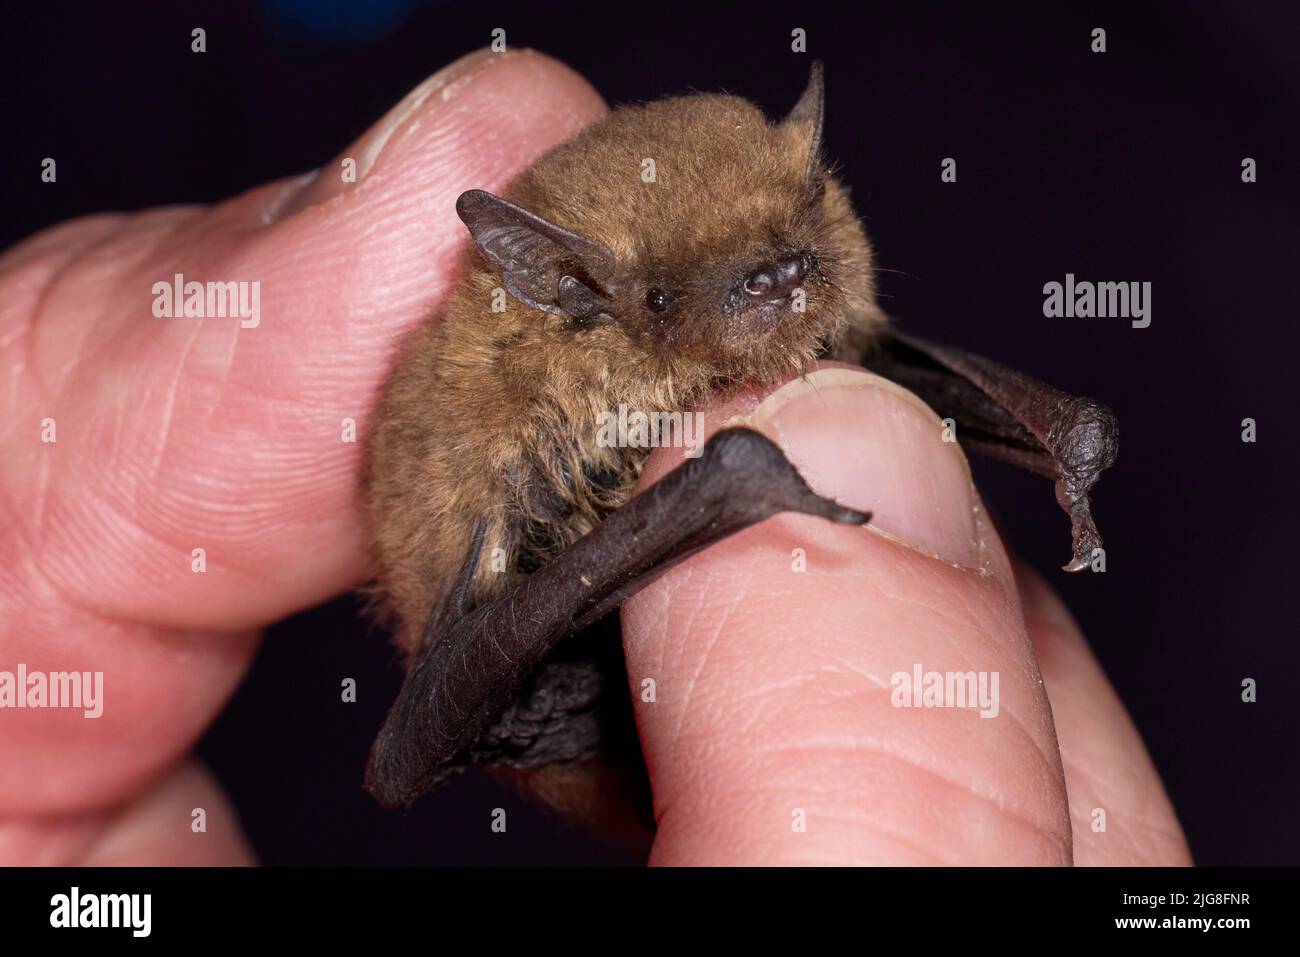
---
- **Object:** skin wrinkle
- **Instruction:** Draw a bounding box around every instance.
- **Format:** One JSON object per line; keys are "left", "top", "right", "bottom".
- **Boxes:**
{"left": 43, "top": 332, "right": 289, "bottom": 608}
{"left": 888, "top": 568, "right": 1064, "bottom": 788}
{"left": 890, "top": 764, "right": 1058, "bottom": 861}
{"left": 144, "top": 316, "right": 204, "bottom": 477}
{"left": 660, "top": 587, "right": 691, "bottom": 728}
{"left": 872, "top": 603, "right": 1059, "bottom": 791}
{"left": 628, "top": 475, "right": 1077, "bottom": 863}
{"left": 668, "top": 572, "right": 749, "bottom": 750}
{"left": 1061, "top": 757, "right": 1117, "bottom": 832}
{"left": 17, "top": 262, "right": 72, "bottom": 402}
{"left": 729, "top": 668, "right": 827, "bottom": 703}
{"left": 625, "top": 569, "right": 679, "bottom": 740}
{"left": 647, "top": 562, "right": 691, "bottom": 685}
{"left": 107, "top": 396, "right": 130, "bottom": 486}
{"left": 17, "top": 493, "right": 119, "bottom": 633}
{"left": 758, "top": 741, "right": 1070, "bottom": 862}
{"left": 727, "top": 673, "right": 829, "bottom": 740}
{"left": 24, "top": 443, "right": 46, "bottom": 537}
{"left": 868, "top": 572, "right": 1000, "bottom": 653}
{"left": 994, "top": 701, "right": 1068, "bottom": 819}
{"left": 50, "top": 486, "right": 245, "bottom": 623}
{"left": 713, "top": 703, "right": 1065, "bottom": 844}
{"left": 733, "top": 665, "right": 894, "bottom": 738}
{"left": 681, "top": 548, "right": 915, "bottom": 728}
{"left": 1061, "top": 752, "right": 1185, "bottom": 858}
{"left": 0, "top": 213, "right": 130, "bottom": 279}
{"left": 758, "top": 787, "right": 954, "bottom": 865}
{"left": 662, "top": 777, "right": 946, "bottom": 866}
{"left": 90, "top": 228, "right": 209, "bottom": 380}
{"left": 873, "top": 575, "right": 1028, "bottom": 701}
{"left": 822, "top": 658, "right": 891, "bottom": 691}
{"left": 1061, "top": 748, "right": 1130, "bottom": 800}
{"left": 107, "top": 207, "right": 210, "bottom": 282}
{"left": 871, "top": 582, "right": 1001, "bottom": 674}
{"left": 33, "top": 210, "right": 198, "bottom": 374}
{"left": 766, "top": 819, "right": 950, "bottom": 867}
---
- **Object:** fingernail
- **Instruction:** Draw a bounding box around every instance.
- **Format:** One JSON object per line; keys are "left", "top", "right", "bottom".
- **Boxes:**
{"left": 351, "top": 47, "right": 499, "bottom": 181}
{"left": 274, "top": 47, "right": 502, "bottom": 218}
{"left": 750, "top": 368, "right": 984, "bottom": 568}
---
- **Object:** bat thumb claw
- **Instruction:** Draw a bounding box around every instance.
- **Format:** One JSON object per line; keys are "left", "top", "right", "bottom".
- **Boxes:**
{"left": 364, "top": 748, "right": 415, "bottom": 813}
{"left": 828, "top": 505, "right": 872, "bottom": 526}
{"left": 364, "top": 701, "right": 456, "bottom": 812}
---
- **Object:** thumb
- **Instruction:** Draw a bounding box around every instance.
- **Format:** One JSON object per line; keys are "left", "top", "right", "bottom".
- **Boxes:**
{"left": 2, "top": 49, "right": 607, "bottom": 634}
{"left": 622, "top": 364, "right": 1072, "bottom": 865}
{"left": 0, "top": 50, "right": 604, "bottom": 817}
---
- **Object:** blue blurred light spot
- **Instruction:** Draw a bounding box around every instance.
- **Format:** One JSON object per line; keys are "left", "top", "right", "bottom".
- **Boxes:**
{"left": 266, "top": 0, "right": 430, "bottom": 44}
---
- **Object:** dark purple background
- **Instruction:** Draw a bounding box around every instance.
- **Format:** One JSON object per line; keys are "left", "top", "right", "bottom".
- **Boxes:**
{"left": 4, "top": 1, "right": 1296, "bottom": 865}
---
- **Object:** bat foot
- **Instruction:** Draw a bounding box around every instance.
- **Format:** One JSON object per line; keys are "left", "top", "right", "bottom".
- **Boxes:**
{"left": 865, "top": 326, "right": 1117, "bottom": 576}
{"left": 1053, "top": 399, "right": 1117, "bottom": 573}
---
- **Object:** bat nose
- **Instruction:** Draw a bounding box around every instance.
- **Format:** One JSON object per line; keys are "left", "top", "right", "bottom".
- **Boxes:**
{"left": 742, "top": 254, "right": 808, "bottom": 302}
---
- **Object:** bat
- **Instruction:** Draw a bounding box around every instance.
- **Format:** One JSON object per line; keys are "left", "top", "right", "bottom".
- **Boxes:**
{"left": 362, "top": 61, "right": 1118, "bottom": 826}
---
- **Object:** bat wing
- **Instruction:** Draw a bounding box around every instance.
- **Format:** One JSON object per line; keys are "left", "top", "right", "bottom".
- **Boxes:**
{"left": 860, "top": 325, "right": 1118, "bottom": 571}
{"left": 367, "top": 328, "right": 1119, "bottom": 811}
{"left": 366, "top": 428, "right": 870, "bottom": 810}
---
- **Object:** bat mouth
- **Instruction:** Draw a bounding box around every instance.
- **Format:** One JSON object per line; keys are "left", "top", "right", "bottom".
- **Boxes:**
{"left": 727, "top": 296, "right": 803, "bottom": 338}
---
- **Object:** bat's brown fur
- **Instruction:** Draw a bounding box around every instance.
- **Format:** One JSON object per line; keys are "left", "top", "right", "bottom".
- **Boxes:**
{"left": 359, "top": 68, "right": 1120, "bottom": 843}
{"left": 367, "top": 85, "right": 883, "bottom": 662}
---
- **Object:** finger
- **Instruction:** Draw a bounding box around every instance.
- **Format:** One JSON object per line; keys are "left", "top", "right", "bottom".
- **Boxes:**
{"left": 1014, "top": 563, "right": 1192, "bottom": 865}
{"left": 622, "top": 364, "right": 1072, "bottom": 865}
{"left": 1, "top": 49, "right": 607, "bottom": 633}
{"left": 0, "top": 760, "right": 254, "bottom": 865}
{"left": 0, "top": 606, "right": 256, "bottom": 815}
{"left": 0, "top": 50, "right": 605, "bottom": 817}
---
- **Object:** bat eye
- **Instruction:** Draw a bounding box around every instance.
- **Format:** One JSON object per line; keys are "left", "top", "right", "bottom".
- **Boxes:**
{"left": 645, "top": 287, "right": 672, "bottom": 313}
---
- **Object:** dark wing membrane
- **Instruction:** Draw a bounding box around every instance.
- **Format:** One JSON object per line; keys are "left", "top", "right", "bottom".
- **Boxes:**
{"left": 861, "top": 325, "right": 1118, "bottom": 572}
{"left": 365, "top": 428, "right": 870, "bottom": 810}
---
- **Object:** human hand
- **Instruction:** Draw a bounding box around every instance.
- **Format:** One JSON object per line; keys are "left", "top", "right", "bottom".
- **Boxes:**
{"left": 0, "top": 49, "right": 606, "bottom": 865}
{"left": 1, "top": 47, "right": 1188, "bottom": 867}
{"left": 623, "top": 364, "right": 1192, "bottom": 865}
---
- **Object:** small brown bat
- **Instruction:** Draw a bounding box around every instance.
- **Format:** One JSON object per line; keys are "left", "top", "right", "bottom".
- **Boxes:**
{"left": 363, "top": 62, "right": 1117, "bottom": 823}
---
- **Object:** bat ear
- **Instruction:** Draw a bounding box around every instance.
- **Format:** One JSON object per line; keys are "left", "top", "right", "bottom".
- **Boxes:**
{"left": 783, "top": 60, "right": 825, "bottom": 182}
{"left": 456, "top": 189, "right": 616, "bottom": 316}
